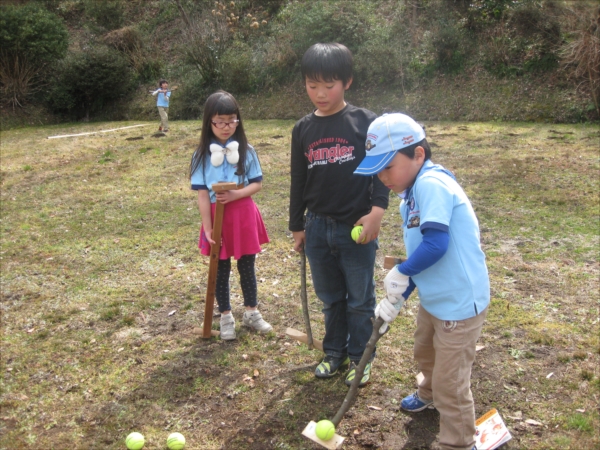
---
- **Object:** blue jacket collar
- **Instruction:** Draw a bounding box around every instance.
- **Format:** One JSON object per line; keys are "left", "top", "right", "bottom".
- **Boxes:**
{"left": 398, "top": 160, "right": 455, "bottom": 199}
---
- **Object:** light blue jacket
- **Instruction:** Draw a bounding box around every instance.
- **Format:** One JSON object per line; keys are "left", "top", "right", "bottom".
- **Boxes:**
{"left": 401, "top": 160, "right": 490, "bottom": 320}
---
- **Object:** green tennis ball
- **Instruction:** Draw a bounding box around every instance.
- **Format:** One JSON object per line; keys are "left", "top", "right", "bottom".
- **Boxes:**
{"left": 125, "top": 432, "right": 145, "bottom": 450}
{"left": 351, "top": 225, "right": 364, "bottom": 243}
{"left": 315, "top": 420, "right": 335, "bottom": 441}
{"left": 167, "top": 432, "right": 186, "bottom": 450}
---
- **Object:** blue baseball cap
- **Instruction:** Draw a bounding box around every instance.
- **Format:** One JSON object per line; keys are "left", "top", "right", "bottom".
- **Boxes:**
{"left": 354, "top": 113, "right": 426, "bottom": 176}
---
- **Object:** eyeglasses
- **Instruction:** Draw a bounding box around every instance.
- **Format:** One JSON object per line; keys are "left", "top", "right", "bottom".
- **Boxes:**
{"left": 211, "top": 120, "right": 240, "bottom": 129}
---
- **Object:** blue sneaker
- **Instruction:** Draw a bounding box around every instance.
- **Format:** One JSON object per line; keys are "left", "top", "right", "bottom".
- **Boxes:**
{"left": 401, "top": 391, "right": 435, "bottom": 412}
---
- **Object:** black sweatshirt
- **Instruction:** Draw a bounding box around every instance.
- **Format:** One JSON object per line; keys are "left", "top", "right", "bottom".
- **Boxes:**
{"left": 289, "top": 104, "right": 390, "bottom": 231}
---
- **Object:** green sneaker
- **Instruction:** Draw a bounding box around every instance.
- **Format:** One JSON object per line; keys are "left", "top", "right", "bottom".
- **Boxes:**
{"left": 345, "top": 361, "right": 372, "bottom": 387}
{"left": 315, "top": 355, "right": 350, "bottom": 378}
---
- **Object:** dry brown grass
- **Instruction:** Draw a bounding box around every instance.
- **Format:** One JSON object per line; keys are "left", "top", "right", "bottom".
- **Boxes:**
{"left": 0, "top": 120, "right": 598, "bottom": 449}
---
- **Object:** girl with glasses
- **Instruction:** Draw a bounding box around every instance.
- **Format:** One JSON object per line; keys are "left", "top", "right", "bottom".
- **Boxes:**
{"left": 189, "top": 91, "right": 272, "bottom": 340}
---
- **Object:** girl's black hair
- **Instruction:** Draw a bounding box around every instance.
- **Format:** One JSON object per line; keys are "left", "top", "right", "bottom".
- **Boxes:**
{"left": 189, "top": 90, "right": 249, "bottom": 179}
{"left": 158, "top": 79, "right": 168, "bottom": 87}
{"left": 301, "top": 43, "right": 353, "bottom": 86}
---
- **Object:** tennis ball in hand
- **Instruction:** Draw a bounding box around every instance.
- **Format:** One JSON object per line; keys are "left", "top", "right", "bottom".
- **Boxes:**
{"left": 167, "top": 432, "right": 186, "bottom": 450}
{"left": 125, "top": 432, "right": 145, "bottom": 450}
{"left": 315, "top": 420, "right": 335, "bottom": 441}
{"left": 351, "top": 225, "right": 364, "bottom": 243}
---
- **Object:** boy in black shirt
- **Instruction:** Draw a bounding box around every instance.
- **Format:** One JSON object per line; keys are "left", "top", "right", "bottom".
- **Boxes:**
{"left": 289, "top": 43, "right": 389, "bottom": 386}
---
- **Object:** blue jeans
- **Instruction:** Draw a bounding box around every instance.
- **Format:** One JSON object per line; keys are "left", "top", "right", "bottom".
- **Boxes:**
{"left": 304, "top": 211, "right": 378, "bottom": 362}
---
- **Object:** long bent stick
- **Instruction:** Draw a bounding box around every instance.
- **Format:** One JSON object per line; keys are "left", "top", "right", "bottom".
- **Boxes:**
{"left": 300, "top": 250, "right": 314, "bottom": 350}
{"left": 331, "top": 316, "right": 387, "bottom": 426}
{"left": 332, "top": 255, "right": 403, "bottom": 421}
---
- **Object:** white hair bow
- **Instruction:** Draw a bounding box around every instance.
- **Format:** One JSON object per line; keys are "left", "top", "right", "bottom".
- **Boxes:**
{"left": 210, "top": 141, "right": 239, "bottom": 167}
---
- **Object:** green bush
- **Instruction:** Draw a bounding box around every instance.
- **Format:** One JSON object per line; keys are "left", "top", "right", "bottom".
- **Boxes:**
{"left": 275, "top": 0, "right": 375, "bottom": 56}
{"left": 0, "top": 2, "right": 68, "bottom": 107}
{"left": 84, "top": 0, "right": 125, "bottom": 31}
{"left": 103, "top": 26, "right": 163, "bottom": 83}
{"left": 462, "top": 0, "right": 517, "bottom": 30}
{"left": 169, "top": 71, "right": 208, "bottom": 120}
{"left": 176, "top": 8, "right": 231, "bottom": 88}
{"left": 48, "top": 46, "right": 137, "bottom": 120}
{"left": 137, "top": 58, "right": 164, "bottom": 83}
{"left": 0, "top": 3, "right": 68, "bottom": 62}
{"left": 477, "top": 1, "right": 562, "bottom": 77}
{"left": 354, "top": 26, "right": 411, "bottom": 87}
{"left": 220, "top": 41, "right": 256, "bottom": 93}
{"left": 508, "top": 3, "right": 561, "bottom": 73}
{"left": 431, "top": 22, "right": 469, "bottom": 73}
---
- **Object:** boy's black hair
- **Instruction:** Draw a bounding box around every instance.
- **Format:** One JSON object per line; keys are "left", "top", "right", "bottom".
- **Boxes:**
{"left": 158, "top": 79, "right": 168, "bottom": 87}
{"left": 189, "top": 90, "right": 249, "bottom": 179}
{"left": 397, "top": 138, "right": 432, "bottom": 161}
{"left": 301, "top": 43, "right": 353, "bottom": 86}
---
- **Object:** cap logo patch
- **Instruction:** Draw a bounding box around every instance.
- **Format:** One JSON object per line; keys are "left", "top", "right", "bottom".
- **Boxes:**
{"left": 365, "top": 140, "right": 376, "bottom": 151}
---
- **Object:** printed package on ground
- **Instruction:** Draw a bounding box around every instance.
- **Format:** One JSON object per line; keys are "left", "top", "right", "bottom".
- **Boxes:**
{"left": 474, "top": 408, "right": 512, "bottom": 450}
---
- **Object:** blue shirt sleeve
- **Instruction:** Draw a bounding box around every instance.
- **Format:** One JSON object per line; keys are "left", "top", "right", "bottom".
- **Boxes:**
{"left": 245, "top": 147, "right": 263, "bottom": 181}
{"left": 398, "top": 227, "right": 450, "bottom": 277}
{"left": 190, "top": 155, "right": 206, "bottom": 190}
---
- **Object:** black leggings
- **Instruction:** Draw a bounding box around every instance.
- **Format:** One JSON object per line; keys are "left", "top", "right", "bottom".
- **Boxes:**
{"left": 215, "top": 254, "right": 257, "bottom": 312}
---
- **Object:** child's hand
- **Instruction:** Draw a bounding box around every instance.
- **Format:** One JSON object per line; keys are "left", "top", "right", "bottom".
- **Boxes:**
{"left": 292, "top": 231, "right": 305, "bottom": 252}
{"left": 215, "top": 189, "right": 240, "bottom": 204}
{"left": 384, "top": 266, "right": 410, "bottom": 300}
{"left": 355, "top": 206, "right": 385, "bottom": 244}
{"left": 375, "top": 296, "right": 404, "bottom": 332}
{"left": 204, "top": 229, "right": 215, "bottom": 245}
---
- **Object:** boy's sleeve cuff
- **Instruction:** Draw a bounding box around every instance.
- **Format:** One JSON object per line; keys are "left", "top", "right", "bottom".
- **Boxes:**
{"left": 420, "top": 221, "right": 448, "bottom": 234}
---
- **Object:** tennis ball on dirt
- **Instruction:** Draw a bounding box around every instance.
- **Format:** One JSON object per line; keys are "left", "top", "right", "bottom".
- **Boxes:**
{"left": 351, "top": 225, "right": 364, "bottom": 243}
{"left": 125, "top": 432, "right": 145, "bottom": 450}
{"left": 167, "top": 432, "right": 186, "bottom": 450}
{"left": 315, "top": 420, "right": 335, "bottom": 441}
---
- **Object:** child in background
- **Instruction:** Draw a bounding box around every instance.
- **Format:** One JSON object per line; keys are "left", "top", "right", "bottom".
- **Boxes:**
{"left": 354, "top": 113, "right": 490, "bottom": 450}
{"left": 289, "top": 43, "right": 389, "bottom": 386}
{"left": 190, "top": 90, "right": 272, "bottom": 340}
{"left": 152, "top": 79, "right": 171, "bottom": 132}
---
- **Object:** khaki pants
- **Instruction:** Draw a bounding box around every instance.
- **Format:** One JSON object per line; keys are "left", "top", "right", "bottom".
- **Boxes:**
{"left": 414, "top": 305, "right": 488, "bottom": 450}
{"left": 157, "top": 106, "right": 169, "bottom": 131}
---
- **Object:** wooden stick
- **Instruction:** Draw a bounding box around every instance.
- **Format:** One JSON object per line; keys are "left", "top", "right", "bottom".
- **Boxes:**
{"left": 300, "top": 250, "right": 314, "bottom": 350}
{"left": 285, "top": 328, "right": 323, "bottom": 351}
{"left": 383, "top": 255, "right": 404, "bottom": 269}
{"left": 202, "top": 182, "right": 237, "bottom": 339}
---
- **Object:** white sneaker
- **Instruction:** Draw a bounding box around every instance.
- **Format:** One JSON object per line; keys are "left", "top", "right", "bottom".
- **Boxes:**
{"left": 219, "top": 314, "right": 236, "bottom": 340}
{"left": 243, "top": 310, "right": 272, "bottom": 333}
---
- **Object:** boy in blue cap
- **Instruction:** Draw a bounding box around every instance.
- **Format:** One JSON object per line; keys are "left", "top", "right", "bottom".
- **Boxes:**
{"left": 354, "top": 113, "right": 489, "bottom": 450}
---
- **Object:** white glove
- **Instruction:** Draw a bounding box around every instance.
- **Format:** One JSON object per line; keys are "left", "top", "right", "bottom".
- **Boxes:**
{"left": 375, "top": 266, "right": 411, "bottom": 333}
{"left": 384, "top": 266, "right": 410, "bottom": 302}
{"left": 374, "top": 296, "right": 405, "bottom": 333}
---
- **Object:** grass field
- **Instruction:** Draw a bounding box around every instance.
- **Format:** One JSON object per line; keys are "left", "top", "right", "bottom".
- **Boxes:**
{"left": 1, "top": 120, "right": 598, "bottom": 449}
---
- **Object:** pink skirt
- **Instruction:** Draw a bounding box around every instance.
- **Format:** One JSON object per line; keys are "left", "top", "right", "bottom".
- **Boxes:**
{"left": 199, "top": 196, "right": 269, "bottom": 260}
